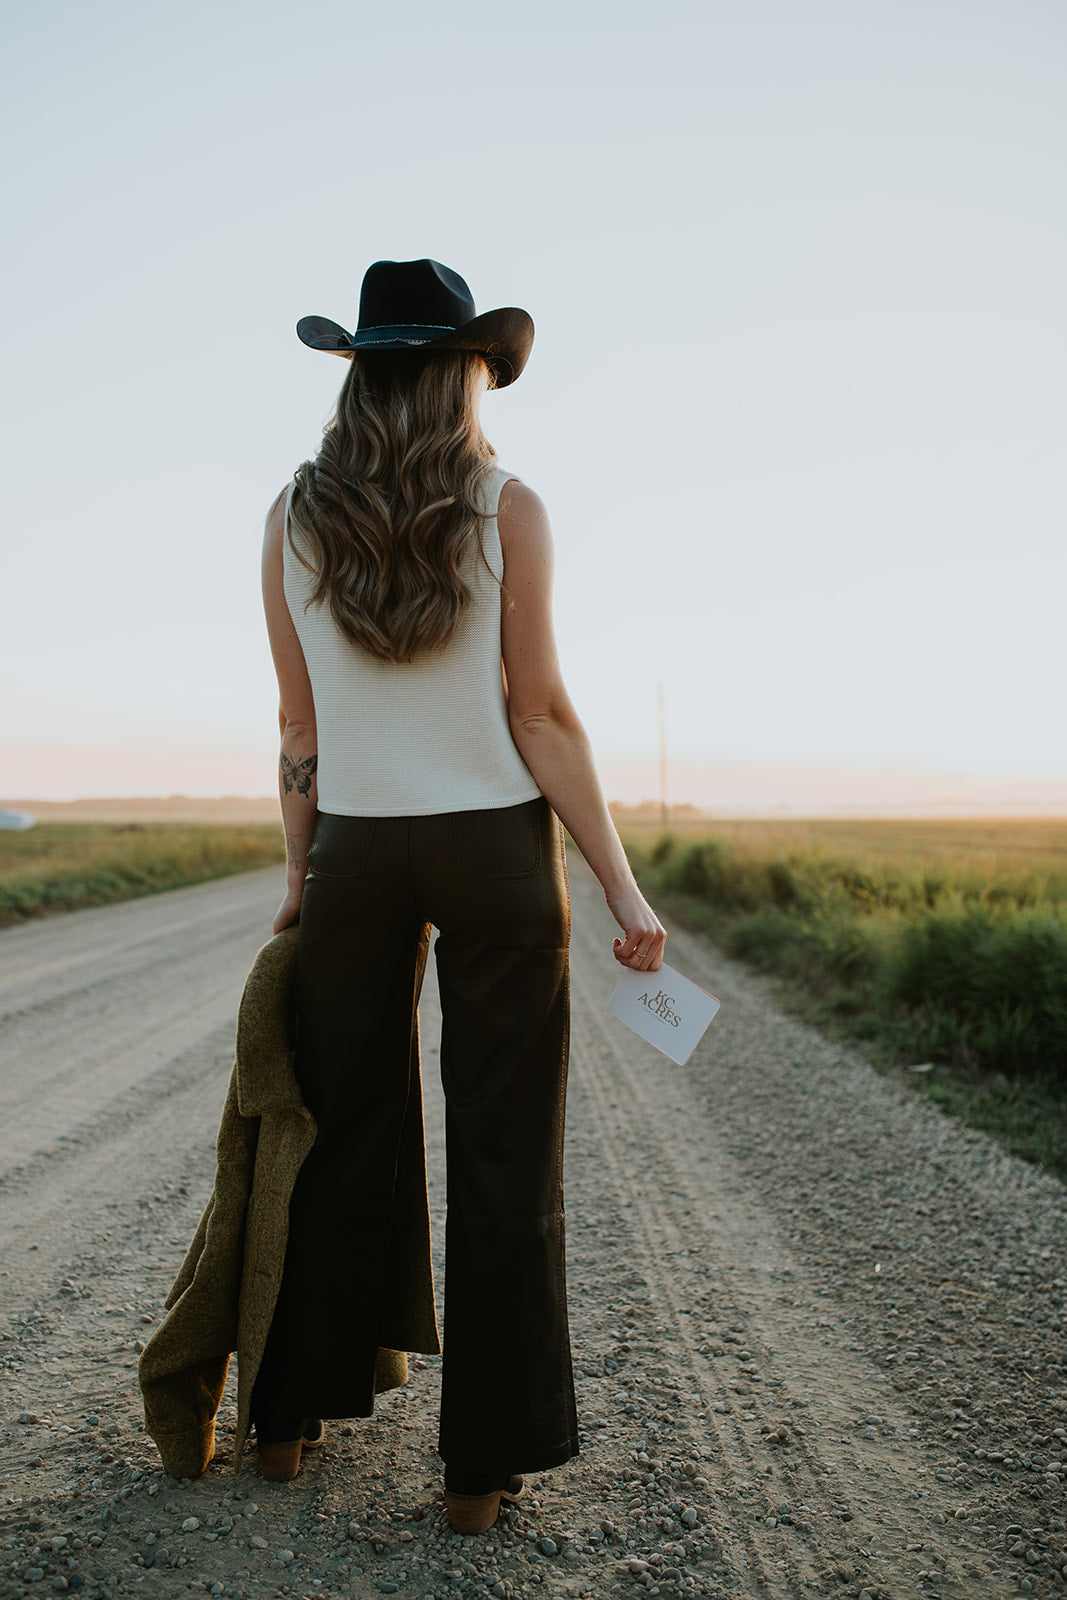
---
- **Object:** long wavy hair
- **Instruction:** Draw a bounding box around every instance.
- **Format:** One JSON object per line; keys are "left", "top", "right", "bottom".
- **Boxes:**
{"left": 288, "top": 349, "right": 497, "bottom": 663}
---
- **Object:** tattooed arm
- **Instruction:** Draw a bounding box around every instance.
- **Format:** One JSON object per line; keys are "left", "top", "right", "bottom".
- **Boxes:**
{"left": 274, "top": 726, "right": 318, "bottom": 931}
{"left": 263, "top": 488, "right": 319, "bottom": 933}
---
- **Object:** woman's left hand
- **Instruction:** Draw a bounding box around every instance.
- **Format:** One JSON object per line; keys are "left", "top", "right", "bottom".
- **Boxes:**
{"left": 272, "top": 888, "right": 304, "bottom": 935}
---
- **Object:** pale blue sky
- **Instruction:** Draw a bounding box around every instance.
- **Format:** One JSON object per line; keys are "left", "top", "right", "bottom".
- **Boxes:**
{"left": 4, "top": 0, "right": 1065, "bottom": 806}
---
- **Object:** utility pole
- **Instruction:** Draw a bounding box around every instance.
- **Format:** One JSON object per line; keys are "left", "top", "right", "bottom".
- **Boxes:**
{"left": 658, "top": 683, "right": 668, "bottom": 829}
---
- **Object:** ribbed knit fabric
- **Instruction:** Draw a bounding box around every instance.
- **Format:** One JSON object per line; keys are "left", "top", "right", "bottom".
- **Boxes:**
{"left": 283, "top": 465, "right": 542, "bottom": 817}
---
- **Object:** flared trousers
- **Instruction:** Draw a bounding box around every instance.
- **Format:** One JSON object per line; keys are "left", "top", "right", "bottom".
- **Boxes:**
{"left": 257, "top": 796, "right": 580, "bottom": 1474}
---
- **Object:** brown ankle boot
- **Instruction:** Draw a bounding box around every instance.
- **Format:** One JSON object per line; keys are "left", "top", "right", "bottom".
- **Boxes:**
{"left": 443, "top": 1471, "right": 525, "bottom": 1532}
{"left": 256, "top": 1416, "right": 325, "bottom": 1482}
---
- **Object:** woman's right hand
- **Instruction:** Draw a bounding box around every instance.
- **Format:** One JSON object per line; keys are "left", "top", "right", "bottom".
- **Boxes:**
{"left": 607, "top": 886, "right": 667, "bottom": 971}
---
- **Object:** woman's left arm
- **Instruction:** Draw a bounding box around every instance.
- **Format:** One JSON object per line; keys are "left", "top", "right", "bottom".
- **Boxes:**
{"left": 262, "top": 488, "right": 318, "bottom": 933}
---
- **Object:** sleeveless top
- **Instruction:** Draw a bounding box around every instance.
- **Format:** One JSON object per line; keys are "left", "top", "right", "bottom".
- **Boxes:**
{"left": 283, "top": 464, "right": 542, "bottom": 817}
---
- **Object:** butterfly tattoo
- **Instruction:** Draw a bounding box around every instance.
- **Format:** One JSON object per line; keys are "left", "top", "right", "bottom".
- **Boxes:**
{"left": 281, "top": 752, "right": 318, "bottom": 796}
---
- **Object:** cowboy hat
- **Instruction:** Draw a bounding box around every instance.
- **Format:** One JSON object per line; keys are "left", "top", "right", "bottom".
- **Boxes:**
{"left": 296, "top": 258, "right": 534, "bottom": 387}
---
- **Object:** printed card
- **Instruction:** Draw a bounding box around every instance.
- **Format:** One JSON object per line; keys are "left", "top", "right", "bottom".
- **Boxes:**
{"left": 606, "top": 962, "right": 720, "bottom": 1066}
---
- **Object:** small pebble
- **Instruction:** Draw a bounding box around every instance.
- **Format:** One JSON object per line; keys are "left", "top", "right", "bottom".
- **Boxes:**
{"left": 539, "top": 1538, "right": 558, "bottom": 1556}
{"left": 181, "top": 1518, "right": 199, "bottom": 1532}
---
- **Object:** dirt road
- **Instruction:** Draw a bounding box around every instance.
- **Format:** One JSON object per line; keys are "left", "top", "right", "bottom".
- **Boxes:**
{"left": 1, "top": 861, "right": 1065, "bottom": 1600}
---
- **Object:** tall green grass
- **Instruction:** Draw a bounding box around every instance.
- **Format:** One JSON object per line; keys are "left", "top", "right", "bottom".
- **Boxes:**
{"left": 0, "top": 823, "right": 284, "bottom": 927}
{"left": 623, "top": 825, "right": 1067, "bottom": 1093}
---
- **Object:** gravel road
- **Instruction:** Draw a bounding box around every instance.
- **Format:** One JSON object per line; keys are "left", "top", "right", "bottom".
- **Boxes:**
{"left": 1, "top": 860, "right": 1065, "bottom": 1600}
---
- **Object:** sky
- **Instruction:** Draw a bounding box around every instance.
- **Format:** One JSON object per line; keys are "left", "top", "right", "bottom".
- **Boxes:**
{"left": 3, "top": 0, "right": 1065, "bottom": 811}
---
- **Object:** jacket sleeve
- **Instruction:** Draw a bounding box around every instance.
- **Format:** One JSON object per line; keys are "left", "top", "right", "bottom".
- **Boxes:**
{"left": 138, "top": 1067, "right": 258, "bottom": 1478}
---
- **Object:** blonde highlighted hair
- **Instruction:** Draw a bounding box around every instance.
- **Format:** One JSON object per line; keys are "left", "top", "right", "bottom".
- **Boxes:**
{"left": 288, "top": 350, "right": 497, "bottom": 664}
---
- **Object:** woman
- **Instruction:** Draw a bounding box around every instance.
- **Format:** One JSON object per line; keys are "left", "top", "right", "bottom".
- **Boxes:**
{"left": 260, "top": 258, "right": 666, "bottom": 1531}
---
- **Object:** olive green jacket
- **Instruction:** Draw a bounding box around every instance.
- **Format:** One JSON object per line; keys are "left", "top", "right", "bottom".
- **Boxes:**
{"left": 138, "top": 926, "right": 440, "bottom": 1477}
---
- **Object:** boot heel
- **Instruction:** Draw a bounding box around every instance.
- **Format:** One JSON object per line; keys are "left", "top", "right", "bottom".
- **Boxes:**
{"left": 259, "top": 1439, "right": 303, "bottom": 1481}
{"left": 443, "top": 1489, "right": 502, "bottom": 1534}
{"left": 256, "top": 1420, "right": 325, "bottom": 1480}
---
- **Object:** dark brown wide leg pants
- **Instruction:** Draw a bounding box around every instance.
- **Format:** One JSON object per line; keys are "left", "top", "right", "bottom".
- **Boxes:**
{"left": 258, "top": 797, "right": 579, "bottom": 1475}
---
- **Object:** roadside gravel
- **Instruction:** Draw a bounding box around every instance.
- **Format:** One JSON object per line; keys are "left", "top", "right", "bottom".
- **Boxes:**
{"left": 1, "top": 860, "right": 1064, "bottom": 1599}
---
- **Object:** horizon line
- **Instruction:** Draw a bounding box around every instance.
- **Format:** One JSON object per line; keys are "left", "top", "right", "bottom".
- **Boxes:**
{"left": 5, "top": 793, "right": 1067, "bottom": 823}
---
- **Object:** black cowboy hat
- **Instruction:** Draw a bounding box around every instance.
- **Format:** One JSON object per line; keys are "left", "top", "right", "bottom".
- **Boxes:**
{"left": 297, "top": 258, "right": 534, "bottom": 388}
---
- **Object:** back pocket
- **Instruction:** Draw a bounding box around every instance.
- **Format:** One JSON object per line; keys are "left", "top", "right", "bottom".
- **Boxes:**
{"left": 450, "top": 801, "right": 542, "bottom": 879}
{"left": 308, "top": 815, "right": 377, "bottom": 880}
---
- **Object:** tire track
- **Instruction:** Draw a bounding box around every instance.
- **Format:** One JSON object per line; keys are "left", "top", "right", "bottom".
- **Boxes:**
{"left": 0, "top": 867, "right": 283, "bottom": 1178}
{"left": 570, "top": 957, "right": 845, "bottom": 1595}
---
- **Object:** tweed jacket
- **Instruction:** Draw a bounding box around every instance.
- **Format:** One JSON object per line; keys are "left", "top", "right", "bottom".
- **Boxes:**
{"left": 138, "top": 926, "right": 440, "bottom": 1478}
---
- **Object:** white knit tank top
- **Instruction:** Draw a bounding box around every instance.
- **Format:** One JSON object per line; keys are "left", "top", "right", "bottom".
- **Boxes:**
{"left": 283, "top": 465, "right": 541, "bottom": 817}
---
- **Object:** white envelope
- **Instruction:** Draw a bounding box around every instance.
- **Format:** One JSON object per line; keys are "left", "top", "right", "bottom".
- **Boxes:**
{"left": 605, "top": 962, "right": 720, "bottom": 1066}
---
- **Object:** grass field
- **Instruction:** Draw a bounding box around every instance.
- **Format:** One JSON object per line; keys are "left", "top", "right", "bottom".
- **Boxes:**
{"left": 0, "top": 823, "right": 285, "bottom": 927}
{"left": 618, "top": 816, "right": 1067, "bottom": 1180}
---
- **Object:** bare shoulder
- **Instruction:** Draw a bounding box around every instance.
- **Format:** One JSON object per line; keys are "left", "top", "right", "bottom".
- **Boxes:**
{"left": 498, "top": 479, "right": 548, "bottom": 527}
{"left": 498, "top": 480, "right": 552, "bottom": 564}
{"left": 263, "top": 484, "right": 291, "bottom": 555}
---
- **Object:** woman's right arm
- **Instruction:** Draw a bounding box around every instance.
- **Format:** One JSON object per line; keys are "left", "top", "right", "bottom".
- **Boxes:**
{"left": 499, "top": 482, "right": 666, "bottom": 972}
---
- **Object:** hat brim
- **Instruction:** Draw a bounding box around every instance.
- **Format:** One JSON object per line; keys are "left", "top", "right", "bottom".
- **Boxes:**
{"left": 296, "top": 307, "right": 534, "bottom": 387}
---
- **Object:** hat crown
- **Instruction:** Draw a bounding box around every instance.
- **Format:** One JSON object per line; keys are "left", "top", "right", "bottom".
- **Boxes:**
{"left": 357, "top": 259, "right": 475, "bottom": 333}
